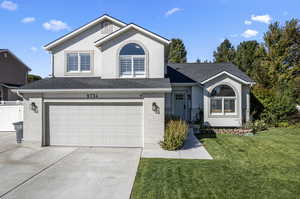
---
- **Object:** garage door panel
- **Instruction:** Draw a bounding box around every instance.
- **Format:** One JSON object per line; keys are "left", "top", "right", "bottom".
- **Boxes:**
{"left": 48, "top": 103, "right": 143, "bottom": 147}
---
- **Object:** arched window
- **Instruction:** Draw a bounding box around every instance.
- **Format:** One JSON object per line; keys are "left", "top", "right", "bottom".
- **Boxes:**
{"left": 119, "top": 43, "right": 145, "bottom": 77}
{"left": 210, "top": 85, "right": 236, "bottom": 115}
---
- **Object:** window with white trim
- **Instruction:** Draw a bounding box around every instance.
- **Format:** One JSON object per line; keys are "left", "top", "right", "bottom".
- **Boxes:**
{"left": 66, "top": 52, "right": 91, "bottom": 72}
{"left": 119, "top": 43, "right": 145, "bottom": 77}
{"left": 210, "top": 85, "right": 236, "bottom": 115}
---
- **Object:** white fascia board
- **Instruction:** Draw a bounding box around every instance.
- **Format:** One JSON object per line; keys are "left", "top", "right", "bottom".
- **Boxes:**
{"left": 94, "top": 24, "right": 170, "bottom": 46}
{"left": 201, "top": 71, "right": 254, "bottom": 85}
{"left": 12, "top": 88, "right": 172, "bottom": 94}
{"left": 44, "top": 99, "right": 143, "bottom": 103}
{"left": 171, "top": 83, "right": 201, "bottom": 87}
{"left": 44, "top": 15, "right": 127, "bottom": 50}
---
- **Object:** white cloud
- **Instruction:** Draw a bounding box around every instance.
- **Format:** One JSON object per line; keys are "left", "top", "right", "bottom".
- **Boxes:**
{"left": 230, "top": 34, "right": 238, "bottom": 38}
{"left": 165, "top": 8, "right": 182, "bottom": 16}
{"left": 244, "top": 20, "right": 252, "bottom": 25}
{"left": 30, "top": 46, "right": 37, "bottom": 52}
{"left": 283, "top": 11, "right": 288, "bottom": 16}
{"left": 43, "top": 20, "right": 70, "bottom": 31}
{"left": 242, "top": 29, "right": 258, "bottom": 38}
{"left": 1, "top": 0, "right": 17, "bottom": 11}
{"left": 21, "top": 17, "right": 35, "bottom": 23}
{"left": 251, "top": 14, "right": 272, "bottom": 24}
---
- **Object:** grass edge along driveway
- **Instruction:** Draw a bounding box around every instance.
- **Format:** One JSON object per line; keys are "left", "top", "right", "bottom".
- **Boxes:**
{"left": 131, "top": 127, "right": 300, "bottom": 199}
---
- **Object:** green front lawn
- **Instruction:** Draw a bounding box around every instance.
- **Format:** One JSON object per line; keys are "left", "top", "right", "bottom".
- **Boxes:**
{"left": 131, "top": 128, "right": 300, "bottom": 199}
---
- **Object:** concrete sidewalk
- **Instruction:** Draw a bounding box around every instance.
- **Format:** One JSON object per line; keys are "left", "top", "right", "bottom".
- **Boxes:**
{"left": 142, "top": 129, "right": 213, "bottom": 160}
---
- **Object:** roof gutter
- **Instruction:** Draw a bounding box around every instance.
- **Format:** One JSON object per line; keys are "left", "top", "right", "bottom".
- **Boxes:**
{"left": 12, "top": 88, "right": 172, "bottom": 94}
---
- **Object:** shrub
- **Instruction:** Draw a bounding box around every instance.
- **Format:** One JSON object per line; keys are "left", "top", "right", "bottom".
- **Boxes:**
{"left": 248, "top": 120, "right": 268, "bottom": 133}
{"left": 160, "top": 120, "right": 188, "bottom": 151}
{"left": 277, "top": 121, "right": 290, "bottom": 128}
{"left": 252, "top": 85, "right": 297, "bottom": 125}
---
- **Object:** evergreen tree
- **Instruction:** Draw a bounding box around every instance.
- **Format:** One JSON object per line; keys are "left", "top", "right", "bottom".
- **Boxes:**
{"left": 213, "top": 39, "right": 236, "bottom": 63}
{"left": 27, "top": 74, "right": 42, "bottom": 83}
{"left": 167, "top": 38, "right": 187, "bottom": 63}
{"left": 234, "top": 40, "right": 260, "bottom": 74}
{"left": 263, "top": 19, "right": 300, "bottom": 87}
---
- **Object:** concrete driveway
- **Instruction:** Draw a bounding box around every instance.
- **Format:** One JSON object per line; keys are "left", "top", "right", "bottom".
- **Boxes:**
{"left": 0, "top": 132, "right": 141, "bottom": 199}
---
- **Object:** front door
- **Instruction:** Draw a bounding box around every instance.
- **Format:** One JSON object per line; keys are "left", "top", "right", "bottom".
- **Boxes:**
{"left": 174, "top": 93, "right": 186, "bottom": 120}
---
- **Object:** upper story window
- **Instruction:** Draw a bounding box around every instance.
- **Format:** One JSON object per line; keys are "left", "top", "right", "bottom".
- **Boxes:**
{"left": 119, "top": 43, "right": 145, "bottom": 77}
{"left": 210, "top": 85, "right": 236, "bottom": 115}
{"left": 101, "top": 22, "right": 113, "bottom": 34}
{"left": 66, "top": 52, "right": 91, "bottom": 73}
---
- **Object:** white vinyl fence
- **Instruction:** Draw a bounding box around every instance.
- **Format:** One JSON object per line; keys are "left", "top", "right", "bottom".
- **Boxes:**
{"left": 0, "top": 101, "right": 23, "bottom": 132}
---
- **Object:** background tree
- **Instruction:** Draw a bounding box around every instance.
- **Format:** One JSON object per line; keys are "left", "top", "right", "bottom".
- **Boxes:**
{"left": 262, "top": 19, "right": 300, "bottom": 88}
{"left": 234, "top": 40, "right": 260, "bottom": 74}
{"left": 213, "top": 39, "right": 236, "bottom": 63}
{"left": 27, "top": 74, "right": 42, "bottom": 83}
{"left": 167, "top": 38, "right": 187, "bottom": 63}
{"left": 253, "top": 19, "right": 300, "bottom": 123}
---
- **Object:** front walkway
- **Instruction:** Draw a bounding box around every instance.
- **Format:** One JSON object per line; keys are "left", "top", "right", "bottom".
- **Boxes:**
{"left": 142, "top": 129, "right": 213, "bottom": 159}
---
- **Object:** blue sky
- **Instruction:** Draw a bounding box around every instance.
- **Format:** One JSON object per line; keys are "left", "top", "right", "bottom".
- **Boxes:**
{"left": 1, "top": 0, "right": 299, "bottom": 77}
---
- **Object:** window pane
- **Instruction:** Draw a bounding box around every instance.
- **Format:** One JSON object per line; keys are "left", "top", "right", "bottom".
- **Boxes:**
{"left": 224, "top": 99, "right": 235, "bottom": 113}
{"left": 120, "top": 57, "right": 132, "bottom": 75}
{"left": 67, "top": 53, "right": 78, "bottom": 72}
{"left": 211, "top": 99, "right": 222, "bottom": 113}
{"left": 211, "top": 85, "right": 235, "bottom": 97}
{"left": 133, "top": 57, "right": 145, "bottom": 75}
{"left": 80, "top": 53, "right": 90, "bottom": 71}
{"left": 120, "top": 43, "right": 145, "bottom": 55}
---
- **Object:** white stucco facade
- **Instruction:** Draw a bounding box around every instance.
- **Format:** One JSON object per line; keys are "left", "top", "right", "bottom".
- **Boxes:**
{"left": 203, "top": 74, "right": 250, "bottom": 127}
{"left": 22, "top": 92, "right": 165, "bottom": 146}
{"left": 51, "top": 21, "right": 165, "bottom": 79}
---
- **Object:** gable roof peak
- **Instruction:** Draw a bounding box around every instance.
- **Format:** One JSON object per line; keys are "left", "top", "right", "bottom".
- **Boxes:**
{"left": 44, "top": 14, "right": 127, "bottom": 50}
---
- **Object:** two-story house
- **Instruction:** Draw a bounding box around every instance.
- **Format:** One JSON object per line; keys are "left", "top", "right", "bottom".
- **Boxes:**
{"left": 15, "top": 15, "right": 254, "bottom": 147}
{"left": 0, "top": 49, "right": 31, "bottom": 102}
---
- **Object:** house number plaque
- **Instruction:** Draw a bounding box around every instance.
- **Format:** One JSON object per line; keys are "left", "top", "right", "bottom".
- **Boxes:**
{"left": 86, "top": 93, "right": 99, "bottom": 99}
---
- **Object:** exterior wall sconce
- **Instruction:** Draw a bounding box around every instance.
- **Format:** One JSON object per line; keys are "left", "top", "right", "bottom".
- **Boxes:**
{"left": 31, "top": 102, "right": 38, "bottom": 113}
{"left": 152, "top": 102, "right": 160, "bottom": 114}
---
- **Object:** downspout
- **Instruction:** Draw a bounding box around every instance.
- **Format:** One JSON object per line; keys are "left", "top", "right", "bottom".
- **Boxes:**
{"left": 16, "top": 90, "right": 25, "bottom": 101}
{"left": 51, "top": 52, "right": 54, "bottom": 77}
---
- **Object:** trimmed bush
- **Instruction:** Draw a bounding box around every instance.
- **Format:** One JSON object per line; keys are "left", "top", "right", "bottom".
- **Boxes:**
{"left": 160, "top": 120, "right": 188, "bottom": 151}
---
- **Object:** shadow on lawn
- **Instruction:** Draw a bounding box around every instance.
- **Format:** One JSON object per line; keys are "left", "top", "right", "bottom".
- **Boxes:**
{"left": 195, "top": 130, "right": 217, "bottom": 143}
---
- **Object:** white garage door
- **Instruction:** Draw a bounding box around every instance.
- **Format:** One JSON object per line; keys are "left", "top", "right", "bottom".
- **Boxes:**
{"left": 47, "top": 103, "right": 143, "bottom": 147}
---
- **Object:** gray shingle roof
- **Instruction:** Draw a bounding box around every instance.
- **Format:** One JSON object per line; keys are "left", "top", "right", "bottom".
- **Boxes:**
{"left": 167, "top": 63, "right": 254, "bottom": 84}
{"left": 19, "top": 77, "right": 171, "bottom": 90}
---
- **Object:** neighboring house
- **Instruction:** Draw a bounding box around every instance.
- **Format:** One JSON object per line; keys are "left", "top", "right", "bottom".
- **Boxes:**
{"left": 14, "top": 14, "right": 254, "bottom": 147}
{"left": 0, "top": 49, "right": 31, "bottom": 102}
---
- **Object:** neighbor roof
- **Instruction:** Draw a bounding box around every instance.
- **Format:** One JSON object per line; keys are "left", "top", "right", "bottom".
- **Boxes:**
{"left": 17, "top": 77, "right": 171, "bottom": 93}
{"left": 167, "top": 63, "right": 254, "bottom": 84}
{"left": 44, "top": 14, "right": 127, "bottom": 50}
{"left": 0, "top": 49, "right": 31, "bottom": 71}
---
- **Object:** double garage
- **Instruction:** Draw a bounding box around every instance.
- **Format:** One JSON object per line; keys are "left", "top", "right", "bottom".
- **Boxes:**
{"left": 45, "top": 102, "right": 144, "bottom": 147}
